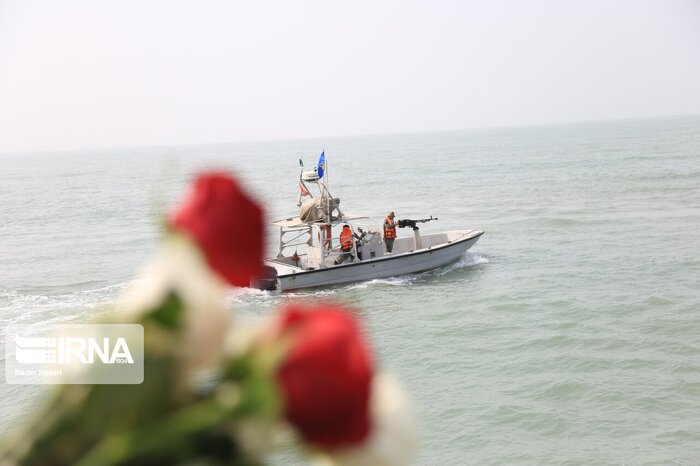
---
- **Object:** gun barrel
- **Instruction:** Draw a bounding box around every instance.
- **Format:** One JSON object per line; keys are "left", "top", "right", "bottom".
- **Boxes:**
{"left": 397, "top": 216, "right": 438, "bottom": 228}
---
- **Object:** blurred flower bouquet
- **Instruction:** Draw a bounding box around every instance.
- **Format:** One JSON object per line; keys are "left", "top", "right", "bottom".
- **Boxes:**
{"left": 0, "top": 173, "right": 414, "bottom": 466}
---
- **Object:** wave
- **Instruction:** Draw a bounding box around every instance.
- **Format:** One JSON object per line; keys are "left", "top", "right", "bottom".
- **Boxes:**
{"left": 344, "top": 252, "right": 490, "bottom": 290}
{"left": 0, "top": 281, "right": 131, "bottom": 328}
{"left": 14, "top": 279, "right": 109, "bottom": 295}
{"left": 226, "top": 286, "right": 277, "bottom": 305}
{"left": 443, "top": 251, "right": 490, "bottom": 271}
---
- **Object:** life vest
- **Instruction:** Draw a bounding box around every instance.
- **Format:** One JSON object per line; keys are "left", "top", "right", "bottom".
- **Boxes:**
{"left": 340, "top": 227, "right": 353, "bottom": 251}
{"left": 384, "top": 218, "right": 396, "bottom": 239}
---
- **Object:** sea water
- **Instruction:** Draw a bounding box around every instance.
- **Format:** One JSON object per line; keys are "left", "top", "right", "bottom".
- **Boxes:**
{"left": 1, "top": 116, "right": 699, "bottom": 464}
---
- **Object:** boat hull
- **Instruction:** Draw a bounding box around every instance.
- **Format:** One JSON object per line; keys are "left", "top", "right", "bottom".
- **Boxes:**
{"left": 267, "top": 230, "right": 483, "bottom": 291}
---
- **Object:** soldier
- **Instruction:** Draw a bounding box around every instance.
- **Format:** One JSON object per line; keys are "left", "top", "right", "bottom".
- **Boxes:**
{"left": 383, "top": 211, "right": 397, "bottom": 253}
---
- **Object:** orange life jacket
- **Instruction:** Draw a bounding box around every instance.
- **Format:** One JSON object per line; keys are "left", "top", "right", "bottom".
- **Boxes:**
{"left": 384, "top": 218, "right": 396, "bottom": 239}
{"left": 340, "top": 227, "right": 353, "bottom": 251}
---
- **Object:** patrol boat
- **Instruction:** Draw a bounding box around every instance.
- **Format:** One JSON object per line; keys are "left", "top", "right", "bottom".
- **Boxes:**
{"left": 254, "top": 154, "right": 484, "bottom": 291}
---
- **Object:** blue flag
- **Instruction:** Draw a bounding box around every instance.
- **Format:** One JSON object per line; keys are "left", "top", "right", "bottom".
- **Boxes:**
{"left": 317, "top": 150, "right": 325, "bottom": 178}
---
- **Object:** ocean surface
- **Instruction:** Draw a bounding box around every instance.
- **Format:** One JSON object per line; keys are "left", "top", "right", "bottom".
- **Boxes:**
{"left": 1, "top": 116, "right": 699, "bottom": 465}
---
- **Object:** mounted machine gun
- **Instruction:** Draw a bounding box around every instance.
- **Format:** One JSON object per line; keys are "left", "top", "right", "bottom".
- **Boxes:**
{"left": 397, "top": 216, "right": 438, "bottom": 230}
{"left": 397, "top": 216, "right": 438, "bottom": 250}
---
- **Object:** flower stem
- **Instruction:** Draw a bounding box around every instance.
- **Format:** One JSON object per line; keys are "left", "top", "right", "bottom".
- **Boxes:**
{"left": 75, "top": 397, "right": 241, "bottom": 466}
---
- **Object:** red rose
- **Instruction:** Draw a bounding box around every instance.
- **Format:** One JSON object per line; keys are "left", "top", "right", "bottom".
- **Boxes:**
{"left": 275, "top": 304, "right": 373, "bottom": 449}
{"left": 170, "top": 172, "right": 264, "bottom": 287}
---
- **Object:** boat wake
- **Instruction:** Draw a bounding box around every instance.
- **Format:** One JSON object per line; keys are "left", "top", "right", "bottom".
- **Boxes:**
{"left": 0, "top": 281, "right": 136, "bottom": 353}
{"left": 226, "top": 286, "right": 276, "bottom": 305}
{"left": 346, "top": 252, "right": 489, "bottom": 290}
{"left": 438, "top": 251, "right": 490, "bottom": 274}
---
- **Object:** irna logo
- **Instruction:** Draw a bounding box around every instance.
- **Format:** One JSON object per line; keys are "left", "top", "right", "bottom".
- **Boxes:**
{"left": 15, "top": 336, "right": 135, "bottom": 365}
{"left": 6, "top": 324, "right": 144, "bottom": 385}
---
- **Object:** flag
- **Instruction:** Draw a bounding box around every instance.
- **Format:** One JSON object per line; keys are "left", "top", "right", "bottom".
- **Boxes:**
{"left": 299, "top": 180, "right": 310, "bottom": 196}
{"left": 317, "top": 150, "right": 325, "bottom": 178}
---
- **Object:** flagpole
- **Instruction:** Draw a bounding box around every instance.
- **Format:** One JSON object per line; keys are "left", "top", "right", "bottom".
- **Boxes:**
{"left": 326, "top": 152, "right": 330, "bottom": 225}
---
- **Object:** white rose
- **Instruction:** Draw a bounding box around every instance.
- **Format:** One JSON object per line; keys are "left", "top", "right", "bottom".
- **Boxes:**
{"left": 119, "top": 234, "right": 230, "bottom": 370}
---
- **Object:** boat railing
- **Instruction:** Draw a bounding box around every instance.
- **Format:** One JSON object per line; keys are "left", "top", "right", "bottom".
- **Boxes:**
{"left": 278, "top": 227, "right": 311, "bottom": 257}
{"left": 312, "top": 234, "right": 355, "bottom": 268}
{"left": 279, "top": 223, "right": 385, "bottom": 268}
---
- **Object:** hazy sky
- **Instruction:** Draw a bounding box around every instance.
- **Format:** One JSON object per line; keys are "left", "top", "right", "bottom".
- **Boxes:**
{"left": 1, "top": 0, "right": 699, "bottom": 153}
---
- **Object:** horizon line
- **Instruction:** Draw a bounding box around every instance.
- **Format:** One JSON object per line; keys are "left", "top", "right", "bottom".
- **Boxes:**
{"left": 1, "top": 112, "right": 698, "bottom": 157}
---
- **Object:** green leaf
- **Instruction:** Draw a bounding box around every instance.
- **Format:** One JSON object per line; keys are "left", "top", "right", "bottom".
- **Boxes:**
{"left": 147, "top": 290, "right": 184, "bottom": 329}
